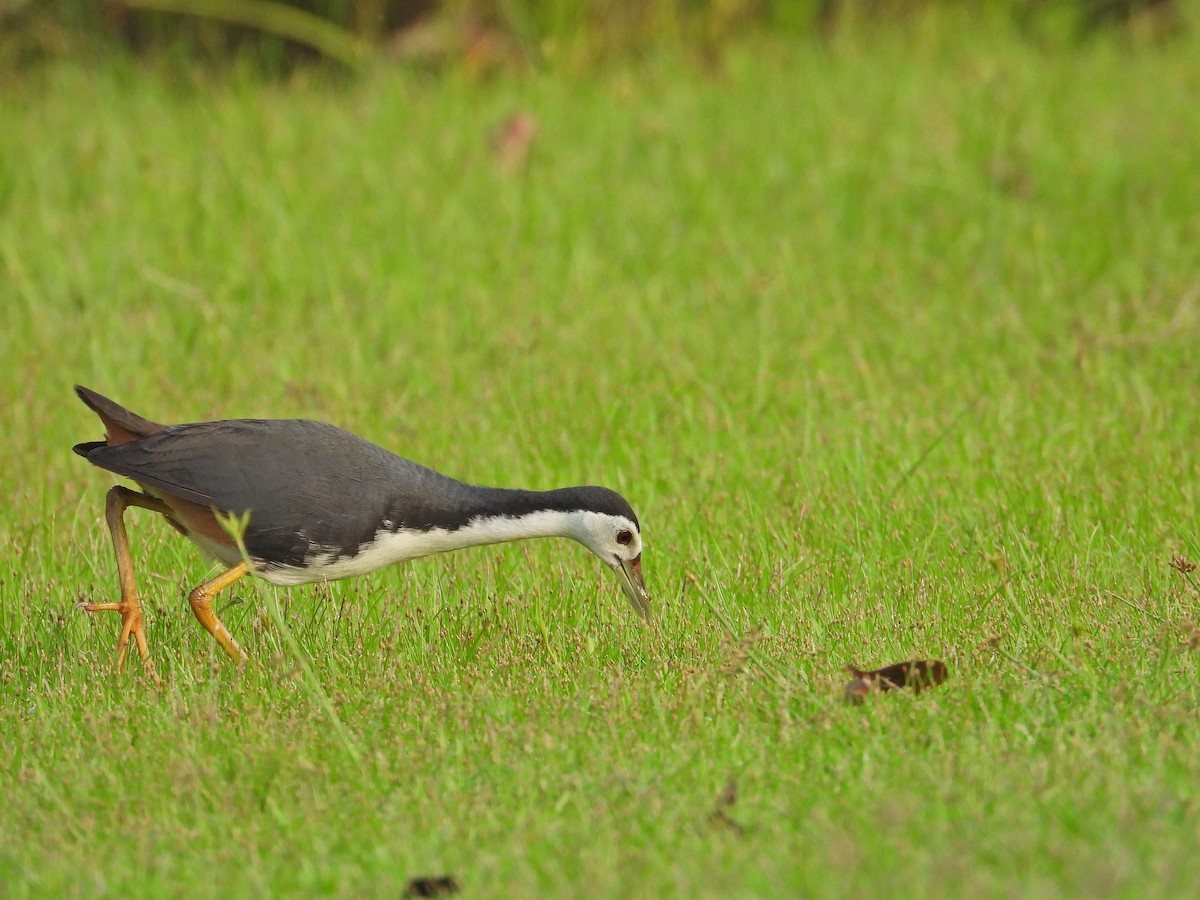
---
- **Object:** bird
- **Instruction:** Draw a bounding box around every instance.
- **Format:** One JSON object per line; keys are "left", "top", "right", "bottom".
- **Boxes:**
{"left": 72, "top": 385, "right": 651, "bottom": 677}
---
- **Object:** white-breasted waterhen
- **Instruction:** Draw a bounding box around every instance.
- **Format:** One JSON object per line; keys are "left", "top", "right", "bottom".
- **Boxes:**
{"left": 73, "top": 386, "right": 651, "bottom": 676}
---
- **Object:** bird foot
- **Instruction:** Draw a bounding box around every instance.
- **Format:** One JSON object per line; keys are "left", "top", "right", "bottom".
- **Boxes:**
{"left": 78, "top": 596, "right": 162, "bottom": 683}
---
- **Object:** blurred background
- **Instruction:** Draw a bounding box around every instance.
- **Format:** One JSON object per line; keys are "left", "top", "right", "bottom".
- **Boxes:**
{"left": 4, "top": 4, "right": 1200, "bottom": 892}
{"left": 0, "top": 0, "right": 1185, "bottom": 74}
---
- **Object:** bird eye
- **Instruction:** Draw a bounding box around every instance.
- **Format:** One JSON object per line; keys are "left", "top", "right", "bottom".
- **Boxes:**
{"left": 616, "top": 529, "right": 633, "bottom": 545}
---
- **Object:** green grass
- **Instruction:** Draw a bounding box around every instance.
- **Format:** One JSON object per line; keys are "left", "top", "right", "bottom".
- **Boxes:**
{"left": 3, "top": 20, "right": 1200, "bottom": 897}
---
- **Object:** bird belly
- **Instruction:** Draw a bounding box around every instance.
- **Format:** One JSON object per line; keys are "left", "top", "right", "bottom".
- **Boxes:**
{"left": 143, "top": 487, "right": 245, "bottom": 568}
{"left": 251, "top": 522, "right": 514, "bottom": 586}
{"left": 190, "top": 532, "right": 247, "bottom": 569}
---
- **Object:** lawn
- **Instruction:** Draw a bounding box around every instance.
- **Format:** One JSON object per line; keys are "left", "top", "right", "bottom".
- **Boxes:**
{"left": 2, "top": 18, "right": 1199, "bottom": 897}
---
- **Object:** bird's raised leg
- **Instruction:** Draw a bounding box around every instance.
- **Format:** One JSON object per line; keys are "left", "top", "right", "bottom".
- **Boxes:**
{"left": 82, "top": 485, "right": 171, "bottom": 681}
{"left": 188, "top": 561, "right": 250, "bottom": 663}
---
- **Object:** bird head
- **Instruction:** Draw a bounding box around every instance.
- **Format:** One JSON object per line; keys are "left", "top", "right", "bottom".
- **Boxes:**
{"left": 571, "top": 505, "right": 652, "bottom": 623}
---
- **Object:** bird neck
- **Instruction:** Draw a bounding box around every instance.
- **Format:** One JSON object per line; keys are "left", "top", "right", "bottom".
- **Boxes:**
{"left": 373, "top": 483, "right": 619, "bottom": 560}
{"left": 258, "top": 489, "right": 603, "bottom": 587}
{"left": 451, "top": 485, "right": 600, "bottom": 547}
{"left": 447, "top": 505, "right": 589, "bottom": 550}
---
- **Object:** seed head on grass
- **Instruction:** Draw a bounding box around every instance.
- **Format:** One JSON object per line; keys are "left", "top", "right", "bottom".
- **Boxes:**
{"left": 1168, "top": 555, "right": 1196, "bottom": 575}
{"left": 1169, "top": 555, "right": 1200, "bottom": 599}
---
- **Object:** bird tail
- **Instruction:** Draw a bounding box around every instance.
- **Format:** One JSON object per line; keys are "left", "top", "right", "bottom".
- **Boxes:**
{"left": 74, "top": 385, "right": 167, "bottom": 447}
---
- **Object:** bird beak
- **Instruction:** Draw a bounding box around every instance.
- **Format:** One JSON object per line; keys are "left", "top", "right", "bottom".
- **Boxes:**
{"left": 616, "top": 554, "right": 653, "bottom": 623}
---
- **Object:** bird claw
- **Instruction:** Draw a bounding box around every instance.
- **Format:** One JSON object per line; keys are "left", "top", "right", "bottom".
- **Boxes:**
{"left": 77, "top": 596, "right": 161, "bottom": 683}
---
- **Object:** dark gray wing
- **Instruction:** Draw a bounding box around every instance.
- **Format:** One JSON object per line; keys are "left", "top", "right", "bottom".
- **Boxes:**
{"left": 80, "top": 419, "right": 484, "bottom": 565}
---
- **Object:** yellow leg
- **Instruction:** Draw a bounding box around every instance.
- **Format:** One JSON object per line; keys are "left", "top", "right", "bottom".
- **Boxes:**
{"left": 188, "top": 561, "right": 250, "bottom": 663}
{"left": 81, "top": 486, "right": 170, "bottom": 682}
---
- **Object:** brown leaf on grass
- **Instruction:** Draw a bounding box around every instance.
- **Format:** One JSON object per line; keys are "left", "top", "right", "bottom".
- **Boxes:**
{"left": 843, "top": 659, "right": 948, "bottom": 704}
{"left": 490, "top": 112, "right": 537, "bottom": 172}
{"left": 403, "top": 875, "right": 460, "bottom": 898}
{"left": 707, "top": 777, "right": 744, "bottom": 835}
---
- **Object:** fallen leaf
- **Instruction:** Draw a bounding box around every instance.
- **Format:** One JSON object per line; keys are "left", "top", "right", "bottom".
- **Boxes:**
{"left": 844, "top": 659, "right": 948, "bottom": 704}
{"left": 404, "top": 875, "right": 460, "bottom": 898}
{"left": 715, "top": 776, "right": 737, "bottom": 810}
{"left": 490, "top": 112, "right": 537, "bottom": 171}
{"left": 707, "top": 776, "right": 744, "bottom": 835}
